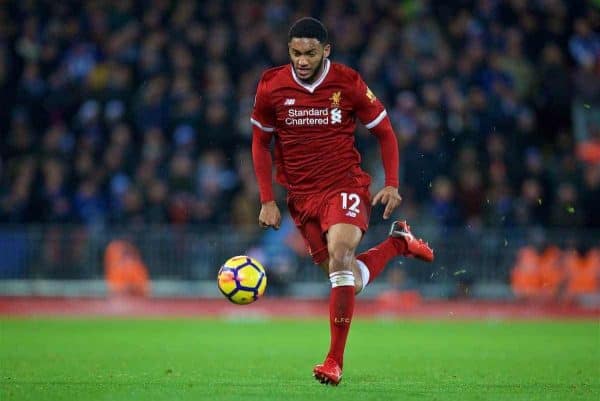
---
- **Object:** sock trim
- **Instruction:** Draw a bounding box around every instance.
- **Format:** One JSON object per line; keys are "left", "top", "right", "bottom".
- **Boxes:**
{"left": 329, "top": 270, "right": 355, "bottom": 288}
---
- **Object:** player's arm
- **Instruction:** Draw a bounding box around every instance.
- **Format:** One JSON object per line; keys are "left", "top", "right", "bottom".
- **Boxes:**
{"left": 369, "top": 116, "right": 401, "bottom": 220}
{"left": 352, "top": 74, "right": 402, "bottom": 219}
{"left": 251, "top": 126, "right": 281, "bottom": 230}
{"left": 250, "top": 75, "right": 281, "bottom": 230}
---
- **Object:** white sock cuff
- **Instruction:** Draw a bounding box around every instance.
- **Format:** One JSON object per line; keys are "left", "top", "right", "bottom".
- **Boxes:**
{"left": 329, "top": 270, "right": 355, "bottom": 288}
{"left": 356, "top": 259, "right": 370, "bottom": 288}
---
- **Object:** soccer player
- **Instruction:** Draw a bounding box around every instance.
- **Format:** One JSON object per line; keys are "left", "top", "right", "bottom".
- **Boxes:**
{"left": 251, "top": 17, "right": 434, "bottom": 385}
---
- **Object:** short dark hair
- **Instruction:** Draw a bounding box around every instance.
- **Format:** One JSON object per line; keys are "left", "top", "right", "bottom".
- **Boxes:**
{"left": 288, "top": 17, "right": 328, "bottom": 43}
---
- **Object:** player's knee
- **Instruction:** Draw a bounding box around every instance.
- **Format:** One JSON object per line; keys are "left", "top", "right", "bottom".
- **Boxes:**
{"left": 328, "top": 242, "right": 355, "bottom": 273}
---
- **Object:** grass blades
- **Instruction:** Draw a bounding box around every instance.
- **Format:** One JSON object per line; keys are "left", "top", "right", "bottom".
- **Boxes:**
{"left": 0, "top": 319, "right": 598, "bottom": 401}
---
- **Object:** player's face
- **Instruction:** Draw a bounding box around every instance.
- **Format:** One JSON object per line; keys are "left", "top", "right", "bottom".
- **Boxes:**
{"left": 288, "top": 38, "right": 331, "bottom": 83}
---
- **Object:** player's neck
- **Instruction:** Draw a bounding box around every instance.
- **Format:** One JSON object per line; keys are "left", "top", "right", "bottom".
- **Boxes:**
{"left": 305, "top": 61, "right": 327, "bottom": 84}
{"left": 292, "top": 58, "right": 330, "bottom": 91}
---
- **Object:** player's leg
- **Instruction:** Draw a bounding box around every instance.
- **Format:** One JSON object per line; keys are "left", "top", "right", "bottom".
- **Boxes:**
{"left": 287, "top": 195, "right": 353, "bottom": 384}
{"left": 297, "top": 224, "right": 356, "bottom": 384}
{"left": 356, "top": 220, "right": 434, "bottom": 287}
{"left": 314, "top": 185, "right": 374, "bottom": 384}
{"left": 325, "top": 223, "right": 361, "bottom": 365}
{"left": 313, "top": 222, "right": 361, "bottom": 385}
{"left": 313, "top": 185, "right": 380, "bottom": 385}
{"left": 316, "top": 187, "right": 434, "bottom": 293}
{"left": 318, "top": 226, "right": 433, "bottom": 294}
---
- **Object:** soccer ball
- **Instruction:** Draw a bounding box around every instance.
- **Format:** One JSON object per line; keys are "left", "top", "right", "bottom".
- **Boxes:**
{"left": 217, "top": 256, "right": 267, "bottom": 304}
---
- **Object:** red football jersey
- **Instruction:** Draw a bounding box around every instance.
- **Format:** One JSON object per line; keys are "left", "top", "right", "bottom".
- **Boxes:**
{"left": 251, "top": 59, "right": 387, "bottom": 195}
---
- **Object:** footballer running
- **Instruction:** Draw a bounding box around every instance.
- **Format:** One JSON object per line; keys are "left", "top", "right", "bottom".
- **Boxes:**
{"left": 251, "top": 17, "right": 435, "bottom": 385}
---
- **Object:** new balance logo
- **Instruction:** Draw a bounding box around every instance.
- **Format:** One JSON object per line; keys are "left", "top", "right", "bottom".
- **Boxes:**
{"left": 284, "top": 98, "right": 296, "bottom": 106}
{"left": 331, "top": 108, "right": 342, "bottom": 124}
{"left": 345, "top": 210, "right": 357, "bottom": 218}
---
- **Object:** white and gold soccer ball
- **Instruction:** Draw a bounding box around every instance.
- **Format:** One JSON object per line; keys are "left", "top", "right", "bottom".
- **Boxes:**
{"left": 217, "top": 256, "right": 267, "bottom": 304}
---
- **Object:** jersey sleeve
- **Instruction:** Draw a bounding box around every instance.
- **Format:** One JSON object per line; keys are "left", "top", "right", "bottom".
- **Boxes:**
{"left": 352, "top": 74, "right": 387, "bottom": 130}
{"left": 251, "top": 125, "right": 275, "bottom": 203}
{"left": 250, "top": 75, "right": 276, "bottom": 133}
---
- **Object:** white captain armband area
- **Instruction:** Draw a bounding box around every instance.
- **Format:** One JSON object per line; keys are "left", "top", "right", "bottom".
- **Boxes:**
{"left": 250, "top": 118, "right": 275, "bottom": 132}
{"left": 365, "top": 110, "right": 387, "bottom": 129}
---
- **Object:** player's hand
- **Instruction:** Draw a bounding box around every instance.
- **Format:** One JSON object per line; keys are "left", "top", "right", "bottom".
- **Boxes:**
{"left": 371, "top": 186, "right": 402, "bottom": 220}
{"left": 259, "top": 201, "right": 281, "bottom": 230}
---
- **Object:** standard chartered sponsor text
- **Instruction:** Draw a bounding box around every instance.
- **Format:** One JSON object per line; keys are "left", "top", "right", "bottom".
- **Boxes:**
{"left": 286, "top": 108, "right": 330, "bottom": 125}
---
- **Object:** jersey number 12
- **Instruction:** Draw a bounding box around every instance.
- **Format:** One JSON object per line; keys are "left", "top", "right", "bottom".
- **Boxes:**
{"left": 340, "top": 192, "right": 360, "bottom": 214}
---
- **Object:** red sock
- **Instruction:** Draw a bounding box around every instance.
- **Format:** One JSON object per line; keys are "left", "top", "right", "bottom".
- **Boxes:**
{"left": 326, "top": 285, "right": 355, "bottom": 368}
{"left": 356, "top": 237, "right": 407, "bottom": 284}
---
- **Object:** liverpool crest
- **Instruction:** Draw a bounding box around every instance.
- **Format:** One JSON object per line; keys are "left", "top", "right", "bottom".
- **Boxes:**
{"left": 329, "top": 91, "right": 342, "bottom": 107}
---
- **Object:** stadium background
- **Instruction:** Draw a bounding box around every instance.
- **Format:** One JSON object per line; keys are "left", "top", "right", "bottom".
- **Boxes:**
{"left": 0, "top": 2, "right": 599, "bottom": 401}
{"left": 0, "top": 0, "right": 598, "bottom": 307}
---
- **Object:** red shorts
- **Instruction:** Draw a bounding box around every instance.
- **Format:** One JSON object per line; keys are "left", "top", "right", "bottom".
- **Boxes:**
{"left": 287, "top": 185, "right": 371, "bottom": 264}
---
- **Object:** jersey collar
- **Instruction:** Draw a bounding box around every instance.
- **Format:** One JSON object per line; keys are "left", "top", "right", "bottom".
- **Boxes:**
{"left": 290, "top": 58, "right": 331, "bottom": 93}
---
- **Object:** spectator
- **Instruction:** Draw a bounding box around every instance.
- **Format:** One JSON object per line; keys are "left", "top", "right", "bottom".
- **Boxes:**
{"left": 549, "top": 182, "right": 584, "bottom": 228}
{"left": 537, "top": 245, "right": 564, "bottom": 299}
{"left": 568, "top": 18, "right": 600, "bottom": 69}
{"left": 515, "top": 176, "right": 548, "bottom": 225}
{"left": 581, "top": 164, "right": 600, "bottom": 228}
{"left": 564, "top": 247, "right": 600, "bottom": 301}
{"left": 510, "top": 246, "right": 541, "bottom": 299}
{"left": 104, "top": 239, "right": 150, "bottom": 297}
{"left": 0, "top": 0, "right": 594, "bottom": 238}
{"left": 455, "top": 167, "right": 485, "bottom": 227}
{"left": 426, "top": 176, "right": 462, "bottom": 228}
{"left": 570, "top": 16, "right": 600, "bottom": 143}
{"left": 536, "top": 43, "right": 572, "bottom": 142}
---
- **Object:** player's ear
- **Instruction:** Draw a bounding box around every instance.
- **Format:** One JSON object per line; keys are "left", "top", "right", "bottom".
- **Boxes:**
{"left": 323, "top": 43, "right": 331, "bottom": 58}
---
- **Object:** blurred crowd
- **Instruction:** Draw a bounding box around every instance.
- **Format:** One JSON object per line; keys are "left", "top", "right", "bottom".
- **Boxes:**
{"left": 511, "top": 245, "right": 599, "bottom": 302}
{"left": 1, "top": 0, "right": 599, "bottom": 235}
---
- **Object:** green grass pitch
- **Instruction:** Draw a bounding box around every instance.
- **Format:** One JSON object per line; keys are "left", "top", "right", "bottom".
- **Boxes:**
{"left": 0, "top": 318, "right": 598, "bottom": 401}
